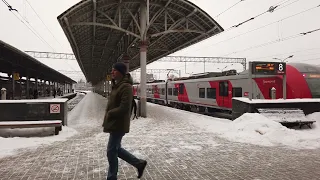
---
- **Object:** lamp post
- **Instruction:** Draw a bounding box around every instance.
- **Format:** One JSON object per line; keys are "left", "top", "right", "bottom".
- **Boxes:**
{"left": 273, "top": 55, "right": 292, "bottom": 100}
{"left": 217, "top": 64, "right": 233, "bottom": 72}
{"left": 273, "top": 55, "right": 294, "bottom": 62}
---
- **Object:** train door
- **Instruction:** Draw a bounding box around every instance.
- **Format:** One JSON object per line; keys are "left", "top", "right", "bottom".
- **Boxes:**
{"left": 218, "top": 81, "right": 230, "bottom": 108}
{"left": 165, "top": 82, "right": 168, "bottom": 104}
{"left": 179, "top": 83, "right": 185, "bottom": 102}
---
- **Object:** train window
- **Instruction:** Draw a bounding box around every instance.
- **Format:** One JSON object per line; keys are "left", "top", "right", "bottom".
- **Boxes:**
{"left": 199, "top": 88, "right": 205, "bottom": 98}
{"left": 305, "top": 78, "right": 320, "bottom": 98}
{"left": 306, "top": 67, "right": 317, "bottom": 72}
{"left": 179, "top": 84, "right": 184, "bottom": 94}
{"left": 173, "top": 88, "right": 178, "bottom": 96}
{"left": 219, "top": 81, "right": 228, "bottom": 97}
{"left": 232, "top": 87, "right": 242, "bottom": 97}
{"left": 207, "top": 88, "right": 216, "bottom": 99}
{"left": 168, "top": 88, "right": 172, "bottom": 95}
{"left": 161, "top": 88, "right": 165, "bottom": 95}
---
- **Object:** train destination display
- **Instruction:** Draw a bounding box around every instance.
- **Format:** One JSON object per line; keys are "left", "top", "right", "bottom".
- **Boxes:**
{"left": 251, "top": 62, "right": 286, "bottom": 75}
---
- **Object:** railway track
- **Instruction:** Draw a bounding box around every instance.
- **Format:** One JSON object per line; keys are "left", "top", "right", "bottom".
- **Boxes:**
{"left": 67, "top": 93, "right": 86, "bottom": 111}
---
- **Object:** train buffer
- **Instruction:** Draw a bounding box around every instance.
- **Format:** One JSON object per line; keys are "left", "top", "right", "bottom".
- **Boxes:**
{"left": 257, "top": 108, "right": 316, "bottom": 129}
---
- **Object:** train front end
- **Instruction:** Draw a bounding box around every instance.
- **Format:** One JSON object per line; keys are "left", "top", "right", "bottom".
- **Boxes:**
{"left": 289, "top": 63, "right": 320, "bottom": 98}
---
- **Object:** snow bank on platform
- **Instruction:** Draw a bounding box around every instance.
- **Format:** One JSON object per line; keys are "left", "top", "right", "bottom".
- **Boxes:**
{"left": 67, "top": 91, "right": 107, "bottom": 128}
{"left": 146, "top": 102, "right": 320, "bottom": 149}
{"left": 306, "top": 112, "right": 320, "bottom": 128}
{"left": 0, "top": 126, "right": 77, "bottom": 158}
{"left": 187, "top": 111, "right": 320, "bottom": 149}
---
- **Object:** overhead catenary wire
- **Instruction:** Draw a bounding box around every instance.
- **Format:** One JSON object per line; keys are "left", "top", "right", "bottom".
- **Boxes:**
{"left": 24, "top": 0, "right": 64, "bottom": 48}
{"left": 224, "top": 0, "right": 295, "bottom": 30}
{"left": 2, "top": 0, "right": 78, "bottom": 74}
{"left": 23, "top": 0, "right": 77, "bottom": 72}
{"left": 1, "top": 0, "right": 55, "bottom": 51}
{"left": 1, "top": 0, "right": 16, "bottom": 11}
{"left": 275, "top": 0, "right": 301, "bottom": 11}
{"left": 185, "top": 4, "right": 320, "bottom": 55}
{"left": 222, "top": 28, "right": 320, "bottom": 57}
{"left": 214, "top": 0, "right": 246, "bottom": 18}
{"left": 182, "top": 0, "right": 308, "bottom": 56}
{"left": 170, "top": 26, "right": 320, "bottom": 73}
{"left": 156, "top": 0, "right": 314, "bottom": 75}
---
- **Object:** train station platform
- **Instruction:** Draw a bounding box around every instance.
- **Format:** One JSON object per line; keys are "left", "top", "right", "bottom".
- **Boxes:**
{"left": 1, "top": 92, "right": 320, "bottom": 180}
{"left": 0, "top": 40, "right": 76, "bottom": 100}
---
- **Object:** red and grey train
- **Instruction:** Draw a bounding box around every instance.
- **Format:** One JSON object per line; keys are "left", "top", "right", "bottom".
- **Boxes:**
{"left": 133, "top": 63, "right": 320, "bottom": 113}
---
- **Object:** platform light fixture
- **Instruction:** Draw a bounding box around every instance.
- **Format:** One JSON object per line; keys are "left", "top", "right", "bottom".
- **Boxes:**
{"left": 273, "top": 55, "right": 294, "bottom": 62}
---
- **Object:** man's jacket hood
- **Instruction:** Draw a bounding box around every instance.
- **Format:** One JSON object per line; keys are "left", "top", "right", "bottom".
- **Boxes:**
{"left": 112, "top": 73, "right": 133, "bottom": 88}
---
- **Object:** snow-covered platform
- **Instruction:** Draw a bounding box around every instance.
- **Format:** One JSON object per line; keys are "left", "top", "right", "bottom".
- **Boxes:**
{"left": 1, "top": 92, "right": 320, "bottom": 180}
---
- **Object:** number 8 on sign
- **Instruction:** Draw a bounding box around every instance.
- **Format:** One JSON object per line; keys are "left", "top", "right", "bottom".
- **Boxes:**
{"left": 278, "top": 63, "right": 283, "bottom": 71}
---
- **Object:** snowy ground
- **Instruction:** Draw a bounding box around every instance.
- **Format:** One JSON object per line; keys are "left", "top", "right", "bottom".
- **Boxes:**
{"left": 2, "top": 91, "right": 319, "bottom": 159}
{"left": 0, "top": 126, "right": 77, "bottom": 158}
{"left": 0, "top": 93, "right": 88, "bottom": 158}
{"left": 1, "top": 92, "right": 320, "bottom": 180}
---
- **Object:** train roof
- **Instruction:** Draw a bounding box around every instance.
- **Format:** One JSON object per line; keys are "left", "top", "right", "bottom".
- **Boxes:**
{"left": 289, "top": 63, "right": 320, "bottom": 73}
{"left": 168, "top": 69, "right": 238, "bottom": 81}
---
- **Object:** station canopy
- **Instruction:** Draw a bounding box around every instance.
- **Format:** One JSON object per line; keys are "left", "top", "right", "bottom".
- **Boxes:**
{"left": 58, "top": 0, "right": 224, "bottom": 84}
{"left": 0, "top": 40, "right": 76, "bottom": 84}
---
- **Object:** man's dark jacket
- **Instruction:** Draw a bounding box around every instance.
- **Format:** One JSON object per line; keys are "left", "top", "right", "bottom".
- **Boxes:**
{"left": 103, "top": 73, "right": 133, "bottom": 133}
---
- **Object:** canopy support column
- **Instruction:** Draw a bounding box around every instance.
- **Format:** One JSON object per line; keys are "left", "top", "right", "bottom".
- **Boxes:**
{"left": 139, "top": 1, "right": 148, "bottom": 117}
{"left": 123, "top": 55, "right": 130, "bottom": 73}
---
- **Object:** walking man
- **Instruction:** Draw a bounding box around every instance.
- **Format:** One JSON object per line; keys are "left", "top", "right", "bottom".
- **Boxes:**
{"left": 103, "top": 62, "right": 147, "bottom": 180}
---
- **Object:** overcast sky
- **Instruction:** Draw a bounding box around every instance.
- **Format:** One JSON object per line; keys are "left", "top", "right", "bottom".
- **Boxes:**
{"left": 0, "top": 0, "right": 319, "bottom": 81}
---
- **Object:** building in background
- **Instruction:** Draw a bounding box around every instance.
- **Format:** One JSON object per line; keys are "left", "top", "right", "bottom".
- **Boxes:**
{"left": 73, "top": 79, "right": 93, "bottom": 91}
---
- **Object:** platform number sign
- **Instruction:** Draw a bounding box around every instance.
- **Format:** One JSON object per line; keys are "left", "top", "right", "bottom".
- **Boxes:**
{"left": 106, "top": 74, "right": 112, "bottom": 81}
{"left": 251, "top": 61, "right": 286, "bottom": 75}
{"left": 277, "top": 63, "right": 286, "bottom": 74}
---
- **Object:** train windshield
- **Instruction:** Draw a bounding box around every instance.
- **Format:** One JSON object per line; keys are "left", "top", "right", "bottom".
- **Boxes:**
{"left": 304, "top": 73, "right": 320, "bottom": 98}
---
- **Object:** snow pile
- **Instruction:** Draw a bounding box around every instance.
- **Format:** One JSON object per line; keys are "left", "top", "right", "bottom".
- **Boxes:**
{"left": 143, "top": 101, "right": 320, "bottom": 150}
{"left": 67, "top": 92, "right": 106, "bottom": 128}
{"left": 0, "top": 126, "right": 77, "bottom": 158}
{"left": 188, "top": 112, "right": 320, "bottom": 149}
{"left": 306, "top": 112, "right": 320, "bottom": 129}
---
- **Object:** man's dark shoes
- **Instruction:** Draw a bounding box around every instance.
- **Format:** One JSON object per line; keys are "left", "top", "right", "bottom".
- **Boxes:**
{"left": 137, "top": 160, "right": 147, "bottom": 178}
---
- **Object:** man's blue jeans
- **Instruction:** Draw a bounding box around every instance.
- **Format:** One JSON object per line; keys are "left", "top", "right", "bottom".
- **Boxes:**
{"left": 107, "top": 132, "right": 141, "bottom": 180}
